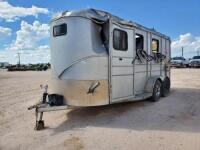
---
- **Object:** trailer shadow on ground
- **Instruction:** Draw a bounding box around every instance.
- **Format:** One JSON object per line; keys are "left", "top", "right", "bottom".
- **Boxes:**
{"left": 51, "top": 87, "right": 200, "bottom": 135}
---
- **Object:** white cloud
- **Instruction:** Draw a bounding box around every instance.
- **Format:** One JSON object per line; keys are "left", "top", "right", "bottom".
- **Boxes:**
{"left": 171, "top": 33, "right": 200, "bottom": 58}
{"left": 10, "top": 20, "right": 50, "bottom": 51}
{"left": 0, "top": 26, "right": 12, "bottom": 42}
{"left": 0, "top": 26, "right": 12, "bottom": 36}
{"left": 0, "top": 20, "right": 50, "bottom": 64}
{"left": 0, "top": 46, "right": 50, "bottom": 64}
{"left": 0, "top": 1, "right": 49, "bottom": 22}
{"left": 20, "top": 45, "right": 50, "bottom": 64}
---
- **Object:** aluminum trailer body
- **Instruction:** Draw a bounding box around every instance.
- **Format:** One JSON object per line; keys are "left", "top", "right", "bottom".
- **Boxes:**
{"left": 29, "top": 9, "right": 171, "bottom": 130}
{"left": 50, "top": 9, "right": 171, "bottom": 106}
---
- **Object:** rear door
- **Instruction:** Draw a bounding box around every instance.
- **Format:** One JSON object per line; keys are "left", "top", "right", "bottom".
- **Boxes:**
{"left": 109, "top": 22, "right": 135, "bottom": 103}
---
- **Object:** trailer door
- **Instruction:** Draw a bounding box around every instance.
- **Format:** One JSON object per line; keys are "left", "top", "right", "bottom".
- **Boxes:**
{"left": 109, "top": 23, "right": 135, "bottom": 103}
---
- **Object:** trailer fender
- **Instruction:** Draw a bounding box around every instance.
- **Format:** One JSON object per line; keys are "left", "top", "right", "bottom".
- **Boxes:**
{"left": 145, "top": 76, "right": 165, "bottom": 94}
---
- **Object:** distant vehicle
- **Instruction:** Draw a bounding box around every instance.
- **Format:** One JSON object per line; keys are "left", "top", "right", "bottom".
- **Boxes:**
{"left": 189, "top": 56, "right": 200, "bottom": 68}
{"left": 170, "top": 57, "right": 189, "bottom": 68}
{"left": 0, "top": 62, "right": 9, "bottom": 68}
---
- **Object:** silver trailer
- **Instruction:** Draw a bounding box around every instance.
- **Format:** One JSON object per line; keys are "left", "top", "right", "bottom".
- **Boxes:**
{"left": 28, "top": 9, "right": 171, "bottom": 130}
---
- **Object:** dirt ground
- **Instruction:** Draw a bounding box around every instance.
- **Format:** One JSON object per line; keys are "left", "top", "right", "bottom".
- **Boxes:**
{"left": 0, "top": 68, "right": 200, "bottom": 150}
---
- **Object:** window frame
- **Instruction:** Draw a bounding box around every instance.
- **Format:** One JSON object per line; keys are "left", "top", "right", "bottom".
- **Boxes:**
{"left": 113, "top": 28, "right": 128, "bottom": 51}
{"left": 53, "top": 23, "right": 67, "bottom": 37}
{"left": 152, "top": 38, "right": 159, "bottom": 53}
{"left": 135, "top": 33, "right": 144, "bottom": 50}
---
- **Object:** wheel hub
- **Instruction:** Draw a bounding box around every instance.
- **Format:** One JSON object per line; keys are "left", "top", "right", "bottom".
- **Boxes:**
{"left": 155, "top": 84, "right": 161, "bottom": 97}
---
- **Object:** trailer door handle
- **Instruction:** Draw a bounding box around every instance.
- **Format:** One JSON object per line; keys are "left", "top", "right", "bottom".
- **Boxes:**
{"left": 119, "top": 58, "right": 122, "bottom": 61}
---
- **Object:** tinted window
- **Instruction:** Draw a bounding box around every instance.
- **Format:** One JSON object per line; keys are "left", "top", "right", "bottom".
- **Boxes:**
{"left": 152, "top": 39, "right": 159, "bottom": 53}
{"left": 173, "top": 57, "right": 185, "bottom": 60}
{"left": 135, "top": 34, "right": 144, "bottom": 50}
{"left": 193, "top": 56, "right": 200, "bottom": 59}
{"left": 53, "top": 24, "right": 67, "bottom": 37}
{"left": 113, "top": 29, "right": 128, "bottom": 51}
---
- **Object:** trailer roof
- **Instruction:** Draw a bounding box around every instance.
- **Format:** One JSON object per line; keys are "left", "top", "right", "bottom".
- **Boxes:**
{"left": 52, "top": 8, "right": 170, "bottom": 40}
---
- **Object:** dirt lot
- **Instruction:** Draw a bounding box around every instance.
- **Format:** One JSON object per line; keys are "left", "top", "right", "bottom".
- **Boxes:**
{"left": 0, "top": 68, "right": 200, "bottom": 150}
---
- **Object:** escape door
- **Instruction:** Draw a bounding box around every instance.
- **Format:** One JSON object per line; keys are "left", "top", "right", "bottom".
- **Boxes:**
{"left": 110, "top": 23, "right": 135, "bottom": 102}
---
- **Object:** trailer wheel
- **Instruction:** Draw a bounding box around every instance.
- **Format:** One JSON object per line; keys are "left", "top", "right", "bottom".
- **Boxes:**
{"left": 150, "top": 80, "right": 162, "bottom": 102}
{"left": 161, "top": 77, "right": 170, "bottom": 97}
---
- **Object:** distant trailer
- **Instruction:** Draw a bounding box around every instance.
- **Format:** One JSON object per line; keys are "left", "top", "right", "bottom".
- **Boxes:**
{"left": 28, "top": 9, "right": 171, "bottom": 130}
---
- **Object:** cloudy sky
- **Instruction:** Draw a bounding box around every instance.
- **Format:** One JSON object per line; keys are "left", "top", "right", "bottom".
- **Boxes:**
{"left": 0, "top": 0, "right": 200, "bottom": 64}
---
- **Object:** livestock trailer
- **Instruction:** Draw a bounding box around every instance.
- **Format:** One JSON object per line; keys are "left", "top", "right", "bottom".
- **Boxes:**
{"left": 28, "top": 9, "right": 171, "bottom": 130}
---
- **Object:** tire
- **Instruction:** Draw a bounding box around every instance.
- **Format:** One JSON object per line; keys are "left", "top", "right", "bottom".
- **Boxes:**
{"left": 150, "top": 80, "right": 162, "bottom": 102}
{"left": 161, "top": 77, "right": 170, "bottom": 97}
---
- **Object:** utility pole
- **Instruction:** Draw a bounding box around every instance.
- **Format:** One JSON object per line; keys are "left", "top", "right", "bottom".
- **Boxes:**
{"left": 198, "top": 50, "right": 200, "bottom": 56}
{"left": 17, "top": 52, "right": 21, "bottom": 66}
{"left": 181, "top": 47, "right": 184, "bottom": 57}
{"left": 16, "top": 52, "right": 30, "bottom": 66}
